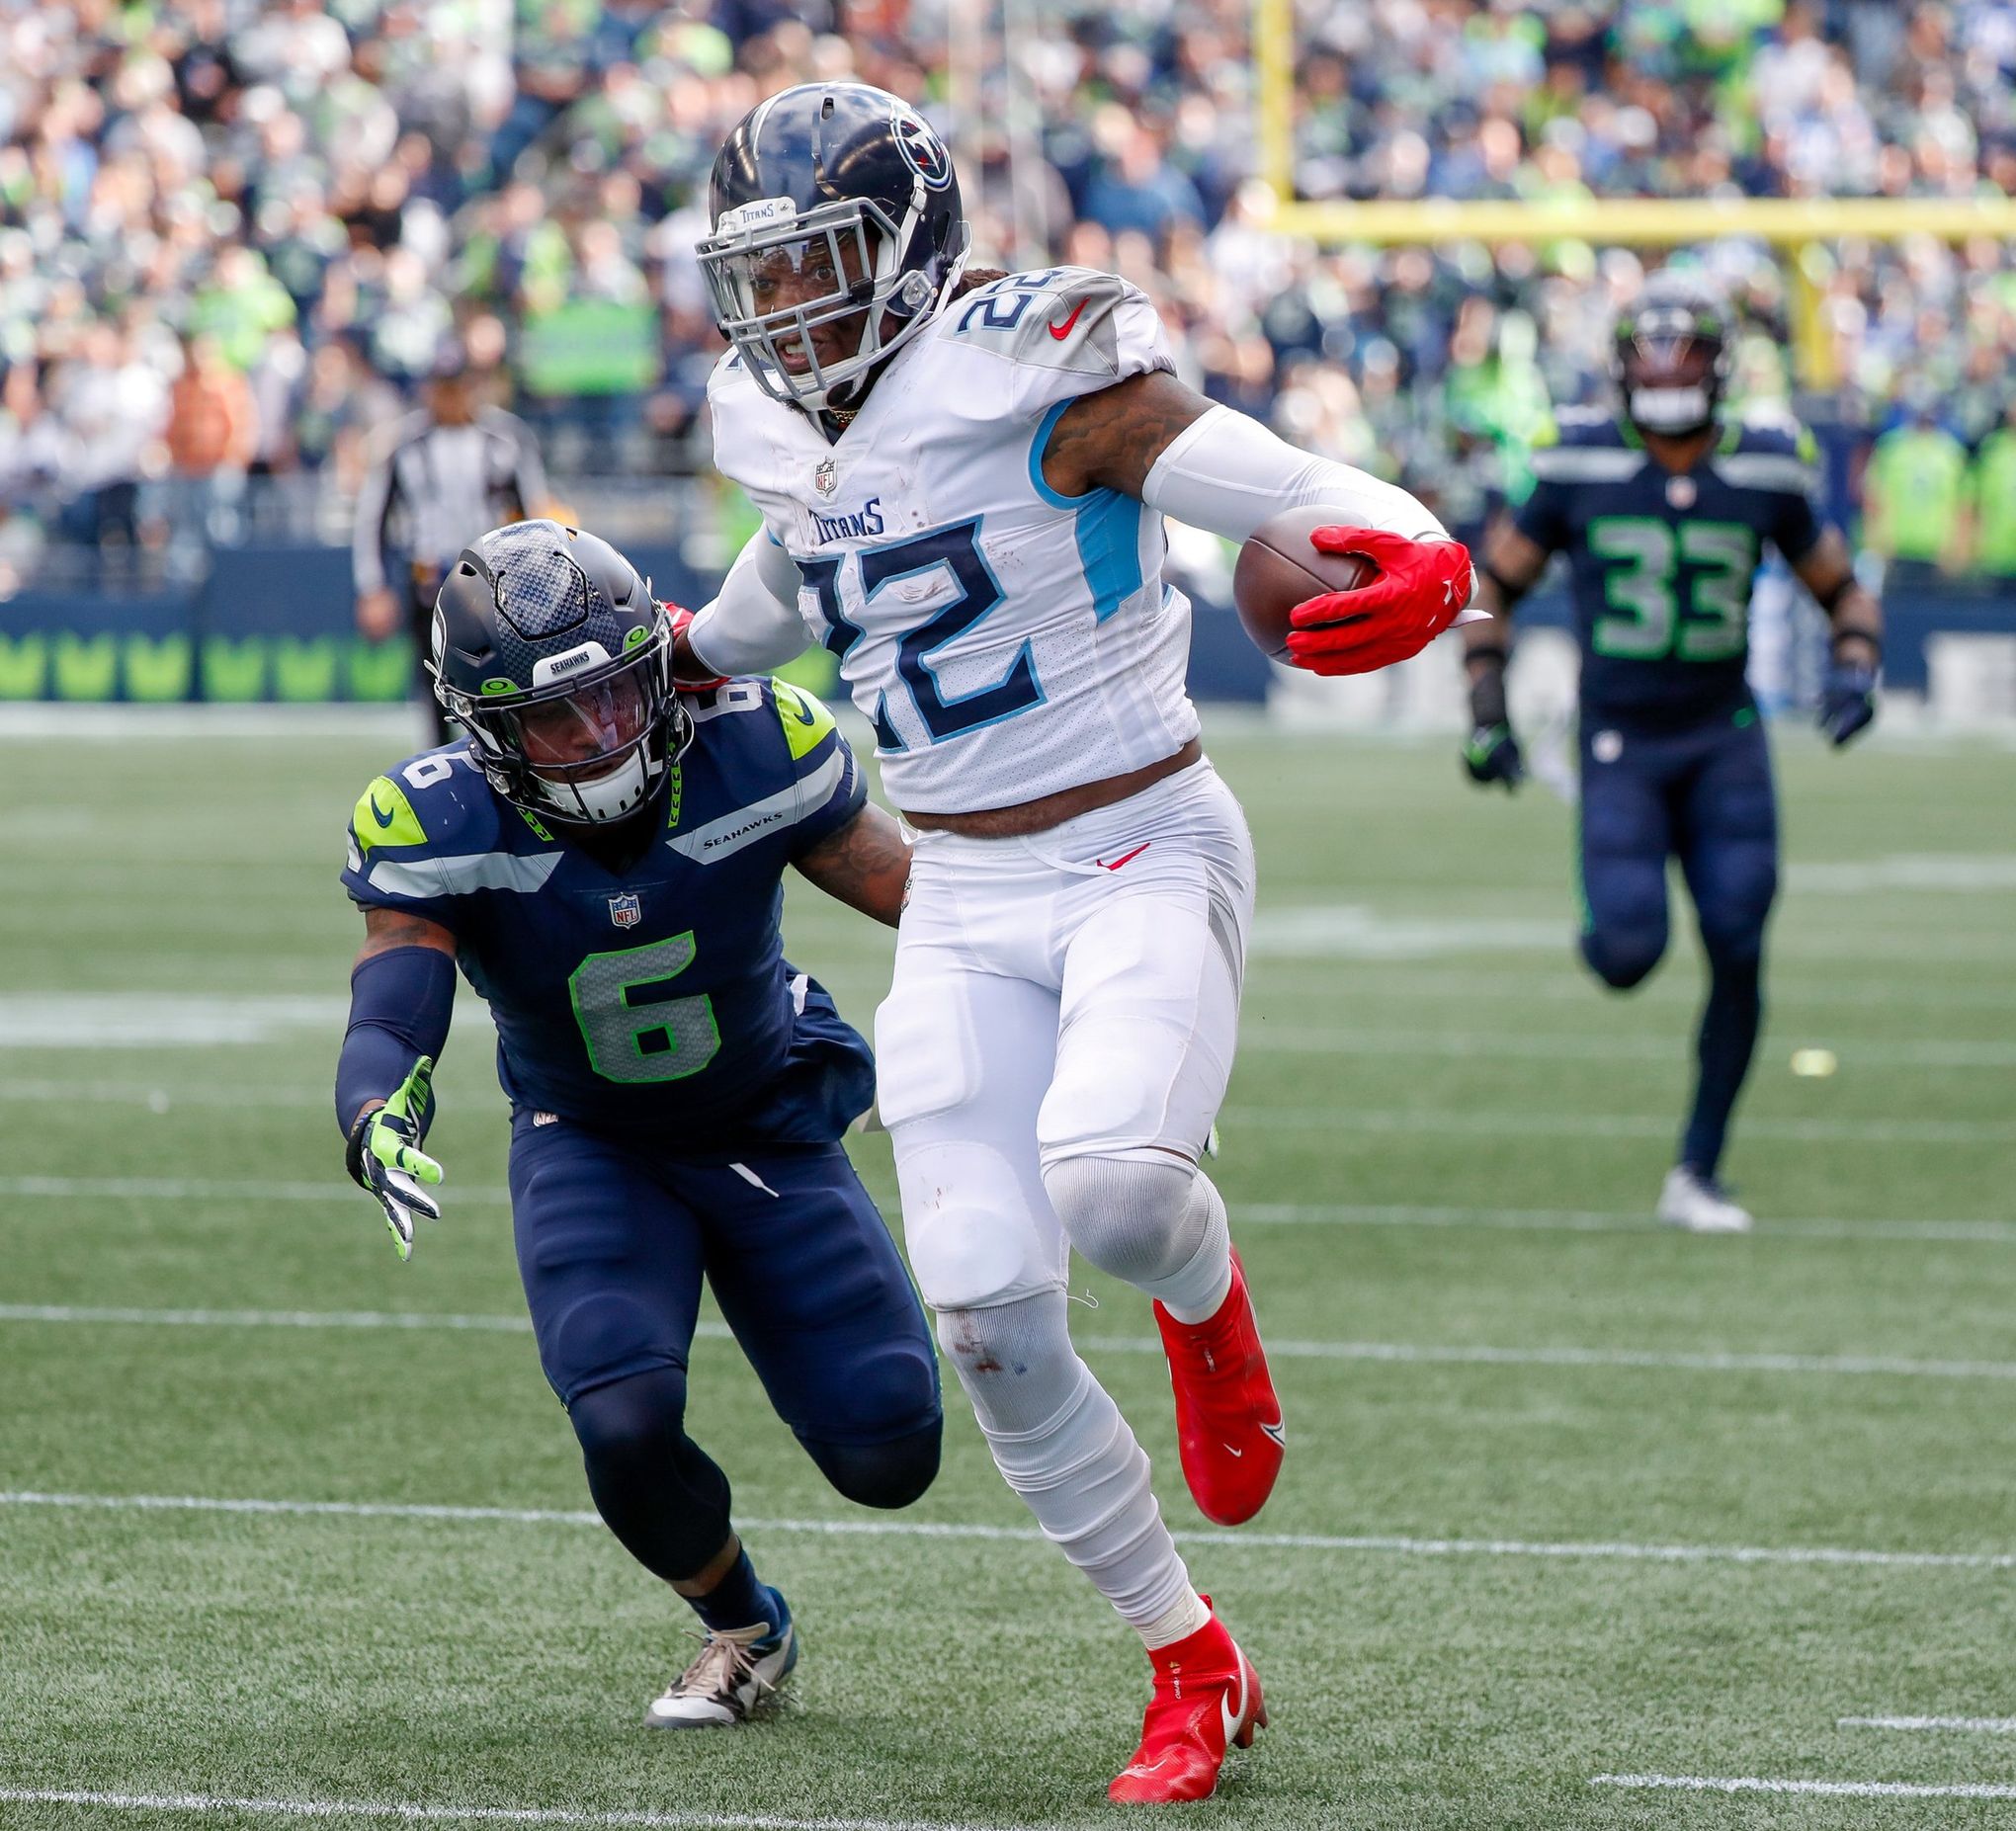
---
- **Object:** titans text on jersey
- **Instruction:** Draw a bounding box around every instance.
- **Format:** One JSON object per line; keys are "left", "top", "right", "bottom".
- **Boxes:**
{"left": 707, "top": 265, "right": 1198, "bottom": 814}
{"left": 342, "top": 676, "right": 872, "bottom": 1147}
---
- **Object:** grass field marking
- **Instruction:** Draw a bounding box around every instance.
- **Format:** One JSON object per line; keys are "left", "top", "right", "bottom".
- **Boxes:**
{"left": 1237, "top": 1028, "right": 2016, "bottom": 1069}
{"left": 1237, "top": 1201, "right": 2016, "bottom": 1243}
{"left": 1224, "top": 1107, "right": 2016, "bottom": 1144}
{"left": 1838, "top": 1715, "right": 2016, "bottom": 1733}
{"left": 0, "top": 1303, "right": 538, "bottom": 1334}
{"left": 0, "top": 1175, "right": 497, "bottom": 1205}
{"left": 0, "top": 1790, "right": 1035, "bottom": 1831}
{"left": 17, "top": 1303, "right": 2016, "bottom": 1384}
{"left": 1240, "top": 970, "right": 2016, "bottom": 1012}
{"left": 7, "top": 1490, "right": 2014, "bottom": 1572}
{"left": 12, "top": 1177, "right": 2009, "bottom": 1245}
{"left": 1590, "top": 1773, "right": 2016, "bottom": 1799}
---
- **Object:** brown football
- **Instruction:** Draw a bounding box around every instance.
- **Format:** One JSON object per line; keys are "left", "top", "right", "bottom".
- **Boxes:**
{"left": 1231, "top": 504, "right": 1378, "bottom": 660}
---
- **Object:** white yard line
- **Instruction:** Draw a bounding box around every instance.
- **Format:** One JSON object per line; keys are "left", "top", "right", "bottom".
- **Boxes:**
{"left": 1236, "top": 1028, "right": 2016, "bottom": 1068}
{"left": 8, "top": 1177, "right": 2012, "bottom": 1248}
{"left": 9, "top": 1302, "right": 2016, "bottom": 1383}
{"left": 0, "top": 1175, "right": 494, "bottom": 1205}
{"left": 1591, "top": 1773, "right": 2016, "bottom": 1799}
{"left": 1221, "top": 1107, "right": 2016, "bottom": 1144}
{"left": 1236, "top": 1201, "right": 2016, "bottom": 1243}
{"left": 3, "top": 1490, "right": 2011, "bottom": 1571}
{"left": 0, "top": 1794, "right": 1029, "bottom": 1831}
{"left": 1241, "top": 973, "right": 2016, "bottom": 1012}
{"left": 1839, "top": 1715, "right": 2016, "bottom": 1733}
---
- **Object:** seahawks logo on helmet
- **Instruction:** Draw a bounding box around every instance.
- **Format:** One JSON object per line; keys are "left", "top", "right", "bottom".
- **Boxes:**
{"left": 893, "top": 106, "right": 953, "bottom": 192}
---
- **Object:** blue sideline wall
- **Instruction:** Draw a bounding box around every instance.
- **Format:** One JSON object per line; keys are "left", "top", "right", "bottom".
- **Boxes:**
{"left": 0, "top": 543, "right": 2007, "bottom": 704}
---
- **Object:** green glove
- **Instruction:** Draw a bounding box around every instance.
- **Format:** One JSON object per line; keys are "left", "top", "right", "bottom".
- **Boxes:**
{"left": 345, "top": 1057, "right": 444, "bottom": 1261}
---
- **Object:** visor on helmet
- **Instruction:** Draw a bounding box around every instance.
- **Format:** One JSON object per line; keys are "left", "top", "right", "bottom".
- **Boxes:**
{"left": 443, "top": 617, "right": 684, "bottom": 826}
{"left": 700, "top": 196, "right": 950, "bottom": 410}
{"left": 1619, "top": 302, "right": 1724, "bottom": 435}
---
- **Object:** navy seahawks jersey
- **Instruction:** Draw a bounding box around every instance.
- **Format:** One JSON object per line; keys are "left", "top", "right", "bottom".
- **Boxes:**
{"left": 1513, "top": 409, "right": 1825, "bottom": 721}
{"left": 341, "top": 678, "right": 873, "bottom": 1148}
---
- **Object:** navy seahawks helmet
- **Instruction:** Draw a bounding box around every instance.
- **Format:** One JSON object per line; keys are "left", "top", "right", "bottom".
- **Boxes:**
{"left": 429, "top": 521, "right": 688, "bottom": 826}
{"left": 698, "top": 82, "right": 970, "bottom": 412}
{"left": 1614, "top": 269, "right": 1732, "bottom": 437}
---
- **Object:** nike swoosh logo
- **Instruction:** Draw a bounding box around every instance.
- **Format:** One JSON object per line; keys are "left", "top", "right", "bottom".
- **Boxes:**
{"left": 369, "top": 796, "right": 396, "bottom": 829}
{"left": 1048, "top": 300, "right": 1086, "bottom": 341}
{"left": 1097, "top": 842, "right": 1150, "bottom": 871}
{"left": 1222, "top": 1443, "right": 1244, "bottom": 1458}
{"left": 1218, "top": 1658, "right": 1248, "bottom": 1749}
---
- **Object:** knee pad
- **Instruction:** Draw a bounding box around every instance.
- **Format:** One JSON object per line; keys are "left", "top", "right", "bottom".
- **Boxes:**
{"left": 898, "top": 1136, "right": 1065, "bottom": 1311}
{"left": 1697, "top": 876, "right": 1777, "bottom": 968}
{"left": 1041, "top": 1151, "right": 1199, "bottom": 1288}
{"left": 567, "top": 1361, "right": 689, "bottom": 1463}
{"left": 802, "top": 1418, "right": 943, "bottom": 1511}
{"left": 1580, "top": 923, "right": 1666, "bottom": 991}
{"left": 541, "top": 1290, "right": 684, "bottom": 1405}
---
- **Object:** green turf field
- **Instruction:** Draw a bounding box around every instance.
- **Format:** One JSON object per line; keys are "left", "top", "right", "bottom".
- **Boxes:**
{"left": 2, "top": 713, "right": 2013, "bottom": 1831}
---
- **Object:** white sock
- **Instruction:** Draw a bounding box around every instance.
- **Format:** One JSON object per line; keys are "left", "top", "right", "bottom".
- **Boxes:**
{"left": 1140, "top": 1587, "right": 1212, "bottom": 1650}
{"left": 1155, "top": 1171, "right": 1234, "bottom": 1324}
{"left": 939, "top": 1292, "right": 1195, "bottom": 1633}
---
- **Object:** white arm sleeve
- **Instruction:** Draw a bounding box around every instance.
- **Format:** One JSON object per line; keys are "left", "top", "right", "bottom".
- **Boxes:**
{"left": 1139, "top": 404, "right": 1449, "bottom": 545}
{"left": 686, "top": 532, "right": 808, "bottom": 676}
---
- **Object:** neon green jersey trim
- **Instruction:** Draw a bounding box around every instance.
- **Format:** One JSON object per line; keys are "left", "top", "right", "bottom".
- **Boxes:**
{"left": 773, "top": 680, "right": 837, "bottom": 762}
{"left": 354, "top": 776, "right": 427, "bottom": 854}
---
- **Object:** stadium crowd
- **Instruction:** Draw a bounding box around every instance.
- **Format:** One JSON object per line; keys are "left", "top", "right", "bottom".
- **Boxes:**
{"left": 0, "top": 0, "right": 2012, "bottom": 593}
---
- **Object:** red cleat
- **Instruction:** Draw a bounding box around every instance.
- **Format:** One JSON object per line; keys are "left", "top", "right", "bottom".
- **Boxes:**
{"left": 1108, "top": 1600, "right": 1266, "bottom": 1805}
{"left": 1152, "top": 1249, "right": 1284, "bottom": 1526}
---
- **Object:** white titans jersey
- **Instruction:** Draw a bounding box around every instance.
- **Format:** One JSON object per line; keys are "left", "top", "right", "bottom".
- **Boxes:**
{"left": 708, "top": 266, "right": 1201, "bottom": 814}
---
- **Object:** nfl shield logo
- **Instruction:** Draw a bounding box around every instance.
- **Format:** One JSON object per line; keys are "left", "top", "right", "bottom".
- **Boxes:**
{"left": 608, "top": 893, "right": 641, "bottom": 929}
{"left": 813, "top": 458, "right": 838, "bottom": 498}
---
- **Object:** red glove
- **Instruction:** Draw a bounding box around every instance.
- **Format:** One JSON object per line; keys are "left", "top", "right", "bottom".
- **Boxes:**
{"left": 1284, "top": 528, "right": 1474, "bottom": 677}
{"left": 663, "top": 603, "right": 728, "bottom": 691}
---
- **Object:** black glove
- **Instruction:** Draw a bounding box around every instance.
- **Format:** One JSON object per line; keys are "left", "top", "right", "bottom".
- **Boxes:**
{"left": 1819, "top": 659, "right": 1878, "bottom": 748}
{"left": 1462, "top": 660, "right": 1525, "bottom": 791}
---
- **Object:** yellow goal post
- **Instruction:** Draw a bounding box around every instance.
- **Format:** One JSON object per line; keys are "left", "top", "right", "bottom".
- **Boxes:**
{"left": 1249, "top": 0, "right": 2016, "bottom": 386}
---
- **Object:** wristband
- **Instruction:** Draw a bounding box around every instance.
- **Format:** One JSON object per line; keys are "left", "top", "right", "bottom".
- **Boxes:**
{"left": 1829, "top": 627, "right": 1882, "bottom": 662}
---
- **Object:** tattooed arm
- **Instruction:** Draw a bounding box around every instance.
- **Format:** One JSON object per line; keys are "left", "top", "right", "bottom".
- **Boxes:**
{"left": 355, "top": 903, "right": 459, "bottom": 966}
{"left": 1041, "top": 370, "right": 1449, "bottom": 541}
{"left": 794, "top": 804, "right": 912, "bottom": 928}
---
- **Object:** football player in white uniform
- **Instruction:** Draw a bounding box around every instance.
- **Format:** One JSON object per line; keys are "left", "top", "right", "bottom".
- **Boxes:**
{"left": 680, "top": 83, "right": 1473, "bottom": 1805}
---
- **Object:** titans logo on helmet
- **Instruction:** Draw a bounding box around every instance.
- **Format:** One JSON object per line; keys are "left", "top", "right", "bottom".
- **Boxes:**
{"left": 892, "top": 106, "right": 953, "bottom": 191}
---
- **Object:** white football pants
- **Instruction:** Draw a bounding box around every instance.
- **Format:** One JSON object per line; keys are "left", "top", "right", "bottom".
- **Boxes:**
{"left": 875, "top": 757, "right": 1255, "bottom": 1634}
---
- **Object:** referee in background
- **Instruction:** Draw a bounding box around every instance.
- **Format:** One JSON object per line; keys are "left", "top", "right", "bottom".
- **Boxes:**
{"left": 353, "top": 340, "right": 548, "bottom": 743}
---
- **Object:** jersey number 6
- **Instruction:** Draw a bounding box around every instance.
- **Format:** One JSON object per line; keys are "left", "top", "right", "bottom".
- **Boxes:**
{"left": 569, "top": 933, "right": 721, "bottom": 1084}
{"left": 800, "top": 518, "right": 1044, "bottom": 749}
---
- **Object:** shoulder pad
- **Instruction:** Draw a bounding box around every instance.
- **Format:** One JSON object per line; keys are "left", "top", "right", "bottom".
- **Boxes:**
{"left": 770, "top": 678, "right": 840, "bottom": 762}
{"left": 350, "top": 747, "right": 492, "bottom": 860}
{"left": 944, "top": 266, "right": 1156, "bottom": 384}
{"left": 1733, "top": 411, "right": 1814, "bottom": 462}
{"left": 1551, "top": 406, "right": 1626, "bottom": 447}
{"left": 707, "top": 348, "right": 753, "bottom": 399}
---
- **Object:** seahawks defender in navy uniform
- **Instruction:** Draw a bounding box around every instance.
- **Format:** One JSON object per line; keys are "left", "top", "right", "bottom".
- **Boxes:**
{"left": 334, "top": 520, "right": 939, "bottom": 1726}
{"left": 1464, "top": 274, "right": 1883, "bottom": 1232}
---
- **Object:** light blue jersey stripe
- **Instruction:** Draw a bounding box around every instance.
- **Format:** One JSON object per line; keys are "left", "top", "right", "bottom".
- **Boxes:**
{"left": 1028, "top": 399, "right": 1145, "bottom": 623}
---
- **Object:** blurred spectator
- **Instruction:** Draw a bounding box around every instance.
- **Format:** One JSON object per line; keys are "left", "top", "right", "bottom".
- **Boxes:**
{"left": 161, "top": 331, "right": 259, "bottom": 572}
{"left": 1865, "top": 396, "right": 1972, "bottom": 583}
{"left": 1962, "top": 397, "right": 2016, "bottom": 586}
{"left": 353, "top": 342, "right": 547, "bottom": 743}
{"left": 50, "top": 321, "right": 166, "bottom": 554}
{"left": 0, "top": 0, "right": 2007, "bottom": 591}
